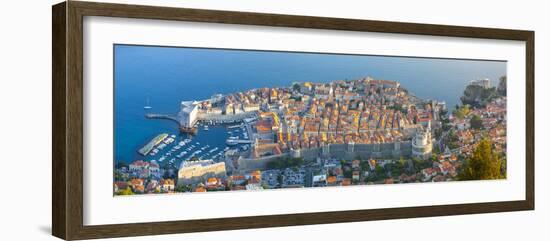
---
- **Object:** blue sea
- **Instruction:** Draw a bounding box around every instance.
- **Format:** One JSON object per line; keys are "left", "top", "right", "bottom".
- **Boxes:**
{"left": 114, "top": 44, "right": 506, "bottom": 165}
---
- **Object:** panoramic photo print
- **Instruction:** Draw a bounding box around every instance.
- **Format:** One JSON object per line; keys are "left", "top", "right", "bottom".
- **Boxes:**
{"left": 113, "top": 45, "right": 507, "bottom": 196}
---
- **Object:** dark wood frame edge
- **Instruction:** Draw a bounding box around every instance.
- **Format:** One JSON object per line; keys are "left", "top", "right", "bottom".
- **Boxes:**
{"left": 52, "top": 1, "right": 67, "bottom": 239}
{"left": 52, "top": 1, "right": 535, "bottom": 240}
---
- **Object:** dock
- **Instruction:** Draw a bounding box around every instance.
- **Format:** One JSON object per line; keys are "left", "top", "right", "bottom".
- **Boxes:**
{"left": 226, "top": 139, "right": 254, "bottom": 145}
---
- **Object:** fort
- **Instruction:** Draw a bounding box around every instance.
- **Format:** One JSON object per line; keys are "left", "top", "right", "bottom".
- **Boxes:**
{"left": 146, "top": 100, "right": 256, "bottom": 134}
{"left": 177, "top": 159, "right": 227, "bottom": 186}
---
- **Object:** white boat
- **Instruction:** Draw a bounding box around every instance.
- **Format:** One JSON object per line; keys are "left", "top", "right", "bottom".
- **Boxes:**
{"left": 144, "top": 97, "right": 152, "bottom": 109}
{"left": 204, "top": 125, "right": 209, "bottom": 131}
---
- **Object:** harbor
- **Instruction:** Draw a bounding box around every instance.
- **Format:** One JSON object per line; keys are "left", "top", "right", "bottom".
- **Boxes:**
{"left": 135, "top": 119, "right": 255, "bottom": 170}
{"left": 145, "top": 100, "right": 257, "bottom": 135}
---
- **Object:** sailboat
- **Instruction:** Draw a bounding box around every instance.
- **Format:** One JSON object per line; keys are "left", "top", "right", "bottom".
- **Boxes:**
{"left": 144, "top": 97, "right": 152, "bottom": 109}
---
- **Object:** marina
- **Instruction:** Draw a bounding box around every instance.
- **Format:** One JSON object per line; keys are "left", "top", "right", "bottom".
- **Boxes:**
{"left": 137, "top": 133, "right": 168, "bottom": 156}
{"left": 133, "top": 120, "right": 254, "bottom": 170}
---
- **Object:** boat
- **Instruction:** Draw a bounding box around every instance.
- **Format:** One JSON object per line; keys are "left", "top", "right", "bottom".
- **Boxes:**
{"left": 226, "top": 140, "right": 238, "bottom": 146}
{"left": 144, "top": 97, "right": 152, "bottom": 109}
{"left": 204, "top": 125, "right": 209, "bottom": 131}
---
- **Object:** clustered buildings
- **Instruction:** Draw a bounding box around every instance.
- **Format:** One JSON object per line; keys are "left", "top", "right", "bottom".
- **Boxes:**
{"left": 197, "top": 78, "right": 437, "bottom": 160}
{"left": 114, "top": 77, "right": 506, "bottom": 195}
{"left": 449, "top": 97, "right": 507, "bottom": 156}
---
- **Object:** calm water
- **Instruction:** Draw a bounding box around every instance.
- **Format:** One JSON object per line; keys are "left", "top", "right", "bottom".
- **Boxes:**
{"left": 114, "top": 45, "right": 506, "bottom": 164}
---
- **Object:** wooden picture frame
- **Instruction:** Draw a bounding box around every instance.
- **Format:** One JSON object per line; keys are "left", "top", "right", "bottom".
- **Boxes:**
{"left": 52, "top": 1, "right": 534, "bottom": 240}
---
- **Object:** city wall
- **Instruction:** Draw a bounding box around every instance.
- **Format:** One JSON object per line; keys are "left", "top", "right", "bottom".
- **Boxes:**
{"left": 236, "top": 153, "right": 289, "bottom": 172}
{"left": 198, "top": 112, "right": 256, "bottom": 122}
{"left": 237, "top": 141, "right": 413, "bottom": 172}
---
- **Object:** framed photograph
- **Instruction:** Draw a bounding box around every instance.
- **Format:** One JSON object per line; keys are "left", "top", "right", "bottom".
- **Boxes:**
{"left": 52, "top": 1, "right": 534, "bottom": 240}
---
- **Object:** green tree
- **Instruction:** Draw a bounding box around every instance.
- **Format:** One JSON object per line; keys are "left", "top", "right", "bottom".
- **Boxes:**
{"left": 118, "top": 187, "right": 134, "bottom": 195}
{"left": 459, "top": 138, "right": 504, "bottom": 180}
{"left": 277, "top": 174, "right": 284, "bottom": 185}
{"left": 375, "top": 165, "right": 386, "bottom": 177}
{"left": 461, "top": 84, "right": 498, "bottom": 108}
{"left": 453, "top": 105, "right": 470, "bottom": 119}
{"left": 360, "top": 160, "right": 370, "bottom": 171}
{"left": 175, "top": 184, "right": 192, "bottom": 193}
{"left": 267, "top": 157, "right": 304, "bottom": 170}
{"left": 470, "top": 115, "right": 483, "bottom": 130}
{"left": 292, "top": 83, "right": 301, "bottom": 92}
{"left": 398, "top": 157, "right": 407, "bottom": 169}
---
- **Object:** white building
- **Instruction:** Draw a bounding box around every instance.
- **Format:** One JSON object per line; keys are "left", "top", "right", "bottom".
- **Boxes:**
{"left": 243, "top": 103, "right": 260, "bottom": 112}
{"left": 180, "top": 101, "right": 198, "bottom": 128}
{"left": 470, "top": 78, "right": 491, "bottom": 89}
{"left": 412, "top": 125, "right": 433, "bottom": 160}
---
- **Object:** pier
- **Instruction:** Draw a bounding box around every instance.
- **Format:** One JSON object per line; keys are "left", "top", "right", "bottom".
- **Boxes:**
{"left": 145, "top": 113, "right": 198, "bottom": 134}
{"left": 145, "top": 113, "right": 178, "bottom": 122}
{"left": 226, "top": 139, "right": 254, "bottom": 145}
{"left": 227, "top": 123, "right": 245, "bottom": 129}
